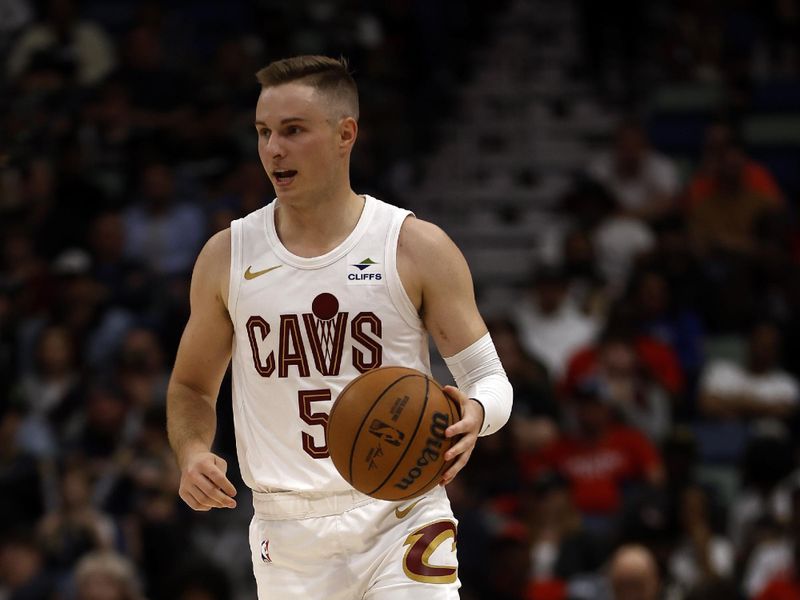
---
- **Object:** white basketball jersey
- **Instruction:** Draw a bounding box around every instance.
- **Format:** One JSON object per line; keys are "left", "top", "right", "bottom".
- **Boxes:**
{"left": 228, "top": 195, "right": 431, "bottom": 493}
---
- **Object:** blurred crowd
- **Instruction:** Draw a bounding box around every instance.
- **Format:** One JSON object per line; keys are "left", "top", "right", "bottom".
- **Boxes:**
{"left": 1, "top": 0, "right": 800, "bottom": 600}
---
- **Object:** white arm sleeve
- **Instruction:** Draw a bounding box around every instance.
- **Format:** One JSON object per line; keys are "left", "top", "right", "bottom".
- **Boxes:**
{"left": 443, "top": 332, "right": 513, "bottom": 436}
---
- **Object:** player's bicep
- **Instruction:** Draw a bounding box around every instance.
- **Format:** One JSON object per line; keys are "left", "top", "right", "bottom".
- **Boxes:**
{"left": 404, "top": 220, "right": 487, "bottom": 357}
{"left": 170, "top": 232, "right": 234, "bottom": 402}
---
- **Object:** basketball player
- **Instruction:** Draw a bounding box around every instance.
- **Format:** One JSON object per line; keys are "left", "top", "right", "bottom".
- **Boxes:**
{"left": 167, "top": 56, "right": 513, "bottom": 599}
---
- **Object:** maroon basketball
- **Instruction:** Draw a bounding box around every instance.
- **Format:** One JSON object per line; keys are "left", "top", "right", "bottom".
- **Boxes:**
{"left": 327, "top": 366, "right": 460, "bottom": 501}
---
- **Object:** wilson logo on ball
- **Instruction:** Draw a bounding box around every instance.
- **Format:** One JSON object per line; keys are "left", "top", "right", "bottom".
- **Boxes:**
{"left": 394, "top": 412, "right": 449, "bottom": 491}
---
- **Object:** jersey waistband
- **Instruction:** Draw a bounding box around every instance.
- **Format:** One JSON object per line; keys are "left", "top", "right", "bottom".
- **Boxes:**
{"left": 252, "top": 488, "right": 378, "bottom": 520}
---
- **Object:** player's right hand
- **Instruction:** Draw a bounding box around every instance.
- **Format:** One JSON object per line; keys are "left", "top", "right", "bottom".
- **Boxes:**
{"left": 178, "top": 451, "right": 237, "bottom": 511}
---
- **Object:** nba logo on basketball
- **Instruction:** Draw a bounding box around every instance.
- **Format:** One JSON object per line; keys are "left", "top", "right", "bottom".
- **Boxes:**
{"left": 260, "top": 540, "right": 272, "bottom": 563}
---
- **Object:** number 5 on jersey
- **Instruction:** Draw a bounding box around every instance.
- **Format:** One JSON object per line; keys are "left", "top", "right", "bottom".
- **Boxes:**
{"left": 299, "top": 389, "right": 330, "bottom": 458}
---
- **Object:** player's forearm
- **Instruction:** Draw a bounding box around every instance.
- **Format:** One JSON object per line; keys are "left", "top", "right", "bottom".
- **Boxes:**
{"left": 167, "top": 381, "right": 218, "bottom": 470}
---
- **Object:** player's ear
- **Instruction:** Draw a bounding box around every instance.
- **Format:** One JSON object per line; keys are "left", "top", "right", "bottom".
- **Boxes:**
{"left": 338, "top": 117, "right": 358, "bottom": 153}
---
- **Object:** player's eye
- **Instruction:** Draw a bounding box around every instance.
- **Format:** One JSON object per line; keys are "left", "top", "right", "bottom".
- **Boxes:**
{"left": 287, "top": 126, "right": 302, "bottom": 135}
{"left": 258, "top": 128, "right": 270, "bottom": 139}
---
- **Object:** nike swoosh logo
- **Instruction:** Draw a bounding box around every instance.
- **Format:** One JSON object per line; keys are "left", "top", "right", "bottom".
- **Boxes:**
{"left": 395, "top": 498, "right": 423, "bottom": 519}
{"left": 244, "top": 265, "right": 282, "bottom": 280}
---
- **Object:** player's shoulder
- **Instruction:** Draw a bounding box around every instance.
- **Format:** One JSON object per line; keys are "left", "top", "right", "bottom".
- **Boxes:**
{"left": 197, "top": 227, "right": 231, "bottom": 267}
{"left": 397, "top": 216, "right": 471, "bottom": 291}
{"left": 192, "top": 228, "right": 231, "bottom": 301}
{"left": 398, "top": 216, "right": 457, "bottom": 257}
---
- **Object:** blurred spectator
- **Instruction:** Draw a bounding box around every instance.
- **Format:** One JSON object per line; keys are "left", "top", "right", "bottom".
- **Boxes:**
{"left": 30, "top": 141, "right": 109, "bottom": 259}
{"left": 116, "top": 24, "right": 190, "bottom": 125}
{"left": 698, "top": 321, "right": 798, "bottom": 422}
{"left": 89, "top": 212, "right": 155, "bottom": 313}
{"left": 37, "top": 461, "right": 115, "bottom": 575}
{"left": 590, "top": 329, "right": 673, "bottom": 442}
{"left": 0, "top": 529, "right": 57, "bottom": 600}
{"left": 555, "top": 180, "right": 655, "bottom": 295}
{"left": 636, "top": 215, "right": 705, "bottom": 314}
{"left": 561, "top": 227, "right": 611, "bottom": 319}
{"left": 562, "top": 309, "right": 685, "bottom": 401}
{"left": 488, "top": 318, "right": 560, "bottom": 454}
{"left": 0, "top": 0, "right": 33, "bottom": 46}
{"left": 80, "top": 78, "right": 138, "bottom": 201}
{"left": 520, "top": 380, "right": 665, "bottom": 534}
{"left": 687, "top": 123, "right": 784, "bottom": 210}
{"left": 64, "top": 383, "right": 135, "bottom": 480}
{"left": 74, "top": 551, "right": 145, "bottom": 600}
{"left": 6, "top": 0, "right": 116, "bottom": 86}
{"left": 668, "top": 485, "right": 735, "bottom": 595}
{"left": 45, "top": 248, "right": 133, "bottom": 371}
{"left": 485, "top": 529, "right": 531, "bottom": 600}
{"left": 628, "top": 269, "right": 705, "bottom": 391}
{"left": 588, "top": 120, "right": 681, "bottom": 223}
{"left": 686, "top": 124, "right": 785, "bottom": 257}
{"left": 756, "top": 533, "right": 800, "bottom": 600}
{"left": 608, "top": 544, "right": 661, "bottom": 600}
{"left": 512, "top": 265, "right": 599, "bottom": 379}
{"left": 0, "top": 405, "right": 46, "bottom": 529}
{"left": 123, "top": 159, "right": 205, "bottom": 277}
{"left": 16, "top": 323, "right": 83, "bottom": 457}
{"left": 744, "top": 514, "right": 795, "bottom": 599}
{"left": 523, "top": 472, "right": 609, "bottom": 587}
{"left": 115, "top": 327, "right": 169, "bottom": 411}
{"left": 729, "top": 429, "right": 796, "bottom": 561}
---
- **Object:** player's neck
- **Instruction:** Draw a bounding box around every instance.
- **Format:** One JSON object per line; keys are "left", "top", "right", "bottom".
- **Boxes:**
{"left": 274, "top": 188, "right": 365, "bottom": 258}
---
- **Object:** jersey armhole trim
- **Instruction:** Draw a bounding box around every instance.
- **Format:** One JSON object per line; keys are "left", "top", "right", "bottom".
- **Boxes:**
{"left": 228, "top": 218, "right": 243, "bottom": 321}
{"left": 385, "top": 212, "right": 424, "bottom": 331}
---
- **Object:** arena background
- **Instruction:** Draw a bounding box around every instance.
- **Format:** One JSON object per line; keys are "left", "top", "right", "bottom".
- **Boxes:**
{"left": 2, "top": 0, "right": 800, "bottom": 598}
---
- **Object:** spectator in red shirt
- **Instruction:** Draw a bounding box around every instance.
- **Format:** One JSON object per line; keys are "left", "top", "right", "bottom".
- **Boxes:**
{"left": 562, "top": 311, "right": 685, "bottom": 401}
{"left": 686, "top": 122, "right": 784, "bottom": 211}
{"left": 685, "top": 123, "right": 785, "bottom": 257}
{"left": 520, "top": 380, "right": 665, "bottom": 532}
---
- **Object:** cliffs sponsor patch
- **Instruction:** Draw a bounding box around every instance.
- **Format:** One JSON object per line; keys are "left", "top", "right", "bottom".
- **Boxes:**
{"left": 347, "top": 254, "right": 383, "bottom": 285}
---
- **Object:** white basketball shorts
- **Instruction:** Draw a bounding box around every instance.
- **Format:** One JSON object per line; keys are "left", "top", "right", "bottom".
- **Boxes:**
{"left": 248, "top": 485, "right": 460, "bottom": 599}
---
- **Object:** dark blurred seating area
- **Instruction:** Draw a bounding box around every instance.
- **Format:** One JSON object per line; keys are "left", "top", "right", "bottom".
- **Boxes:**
{"left": 2, "top": 0, "right": 800, "bottom": 599}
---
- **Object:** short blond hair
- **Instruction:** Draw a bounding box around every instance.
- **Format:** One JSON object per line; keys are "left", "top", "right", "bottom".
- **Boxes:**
{"left": 255, "top": 55, "right": 359, "bottom": 120}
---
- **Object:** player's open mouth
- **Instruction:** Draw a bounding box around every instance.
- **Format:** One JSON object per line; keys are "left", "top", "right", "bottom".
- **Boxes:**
{"left": 273, "top": 169, "right": 297, "bottom": 186}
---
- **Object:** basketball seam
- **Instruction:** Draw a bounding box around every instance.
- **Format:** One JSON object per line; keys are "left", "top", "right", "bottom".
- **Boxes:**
{"left": 365, "top": 374, "right": 429, "bottom": 496}
{"left": 391, "top": 382, "right": 457, "bottom": 501}
{"left": 347, "top": 372, "right": 420, "bottom": 485}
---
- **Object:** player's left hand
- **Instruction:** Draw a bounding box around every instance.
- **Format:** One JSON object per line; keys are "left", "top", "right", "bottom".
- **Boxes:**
{"left": 440, "top": 385, "right": 485, "bottom": 486}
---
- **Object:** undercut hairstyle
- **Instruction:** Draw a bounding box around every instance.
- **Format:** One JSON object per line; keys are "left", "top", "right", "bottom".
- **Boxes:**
{"left": 255, "top": 55, "right": 359, "bottom": 121}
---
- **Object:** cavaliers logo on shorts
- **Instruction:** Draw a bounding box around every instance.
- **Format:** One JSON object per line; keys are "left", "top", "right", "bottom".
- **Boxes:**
{"left": 402, "top": 520, "right": 458, "bottom": 584}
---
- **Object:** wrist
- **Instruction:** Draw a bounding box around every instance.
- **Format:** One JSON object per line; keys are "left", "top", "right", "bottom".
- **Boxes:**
{"left": 471, "top": 398, "right": 486, "bottom": 430}
{"left": 177, "top": 442, "right": 211, "bottom": 471}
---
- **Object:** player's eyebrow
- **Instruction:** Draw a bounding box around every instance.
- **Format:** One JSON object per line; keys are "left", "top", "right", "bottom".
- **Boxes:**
{"left": 254, "top": 117, "right": 308, "bottom": 126}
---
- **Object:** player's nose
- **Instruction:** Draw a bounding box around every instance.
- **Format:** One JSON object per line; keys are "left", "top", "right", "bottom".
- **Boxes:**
{"left": 263, "top": 134, "right": 285, "bottom": 159}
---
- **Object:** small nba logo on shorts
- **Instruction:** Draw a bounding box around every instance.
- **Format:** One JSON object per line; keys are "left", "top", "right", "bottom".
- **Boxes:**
{"left": 260, "top": 540, "right": 272, "bottom": 563}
